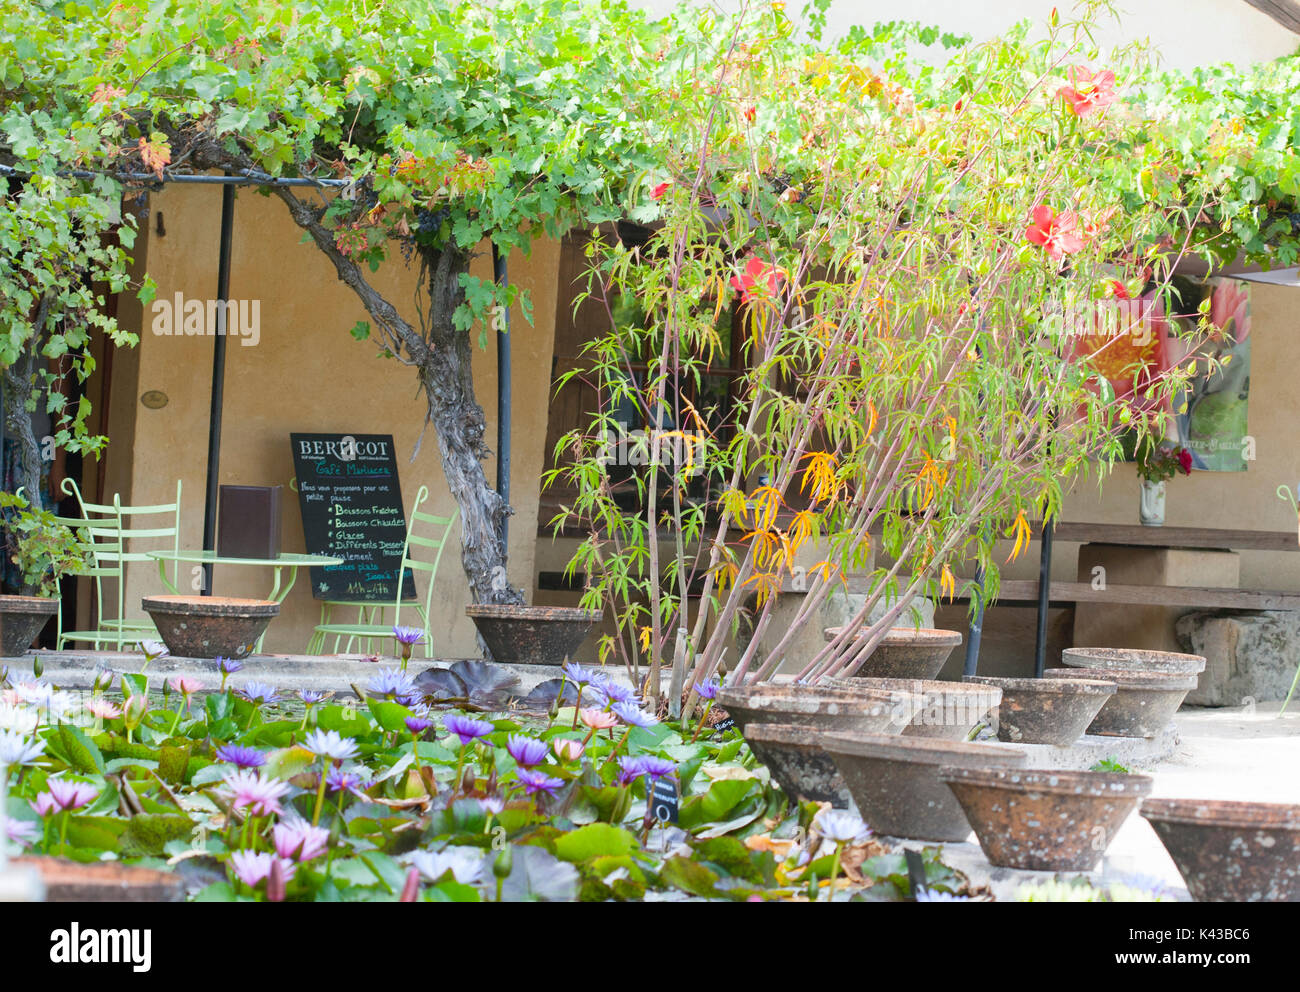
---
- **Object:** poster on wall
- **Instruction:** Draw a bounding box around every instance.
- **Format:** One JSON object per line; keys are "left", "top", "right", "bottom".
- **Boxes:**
{"left": 1070, "top": 278, "right": 1250, "bottom": 472}
{"left": 1171, "top": 278, "right": 1251, "bottom": 472}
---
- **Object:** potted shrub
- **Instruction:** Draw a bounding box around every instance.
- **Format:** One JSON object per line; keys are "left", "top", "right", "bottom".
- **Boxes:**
{"left": 0, "top": 491, "right": 92, "bottom": 656}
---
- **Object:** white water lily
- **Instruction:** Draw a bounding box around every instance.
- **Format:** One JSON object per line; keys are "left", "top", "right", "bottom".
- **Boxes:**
{"left": 0, "top": 703, "right": 38, "bottom": 735}
{"left": 0, "top": 729, "right": 46, "bottom": 767}
{"left": 812, "top": 808, "right": 872, "bottom": 846}
{"left": 406, "top": 846, "right": 489, "bottom": 886}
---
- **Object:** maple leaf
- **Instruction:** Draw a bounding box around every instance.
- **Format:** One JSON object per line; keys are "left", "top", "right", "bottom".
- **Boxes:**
{"left": 138, "top": 132, "right": 171, "bottom": 179}
{"left": 90, "top": 83, "right": 125, "bottom": 104}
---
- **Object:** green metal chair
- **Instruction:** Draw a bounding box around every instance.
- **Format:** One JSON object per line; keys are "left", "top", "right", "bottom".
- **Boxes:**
{"left": 56, "top": 478, "right": 182, "bottom": 650}
{"left": 308, "top": 485, "right": 457, "bottom": 657}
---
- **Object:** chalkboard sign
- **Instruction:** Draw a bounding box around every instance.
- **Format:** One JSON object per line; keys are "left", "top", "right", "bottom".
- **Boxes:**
{"left": 290, "top": 432, "right": 415, "bottom": 602}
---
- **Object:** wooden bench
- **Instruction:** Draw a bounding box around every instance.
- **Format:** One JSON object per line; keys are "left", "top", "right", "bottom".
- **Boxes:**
{"left": 958, "top": 522, "right": 1300, "bottom": 675}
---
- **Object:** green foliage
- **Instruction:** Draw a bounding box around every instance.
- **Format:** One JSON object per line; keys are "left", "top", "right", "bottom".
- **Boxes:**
{"left": 0, "top": 490, "right": 94, "bottom": 595}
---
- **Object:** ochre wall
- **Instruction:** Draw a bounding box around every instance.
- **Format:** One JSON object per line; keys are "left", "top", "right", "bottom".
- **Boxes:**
{"left": 106, "top": 184, "right": 559, "bottom": 657}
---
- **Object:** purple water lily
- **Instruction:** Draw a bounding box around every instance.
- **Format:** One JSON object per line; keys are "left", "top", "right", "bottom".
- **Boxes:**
{"left": 405, "top": 716, "right": 435, "bottom": 735}
{"left": 367, "top": 667, "right": 420, "bottom": 705}
{"left": 505, "top": 734, "right": 548, "bottom": 768}
{"left": 325, "top": 766, "right": 371, "bottom": 798}
{"left": 636, "top": 756, "right": 676, "bottom": 784}
{"left": 694, "top": 677, "right": 721, "bottom": 700}
{"left": 443, "top": 714, "right": 494, "bottom": 745}
{"left": 515, "top": 768, "right": 564, "bottom": 797}
{"left": 215, "top": 744, "right": 266, "bottom": 769}
{"left": 612, "top": 701, "right": 658, "bottom": 728}
{"left": 237, "top": 681, "right": 279, "bottom": 705}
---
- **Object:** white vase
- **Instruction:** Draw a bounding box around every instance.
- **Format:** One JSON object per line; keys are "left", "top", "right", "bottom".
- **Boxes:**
{"left": 1139, "top": 479, "right": 1166, "bottom": 527}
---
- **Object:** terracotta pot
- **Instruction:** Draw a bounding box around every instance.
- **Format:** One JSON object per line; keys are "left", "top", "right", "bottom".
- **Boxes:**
{"left": 1044, "top": 667, "right": 1196, "bottom": 738}
{"left": 964, "top": 675, "right": 1116, "bottom": 746}
{"left": 15, "top": 856, "right": 186, "bottom": 902}
{"left": 821, "top": 627, "right": 963, "bottom": 680}
{"left": 1140, "top": 798, "right": 1300, "bottom": 902}
{"left": 142, "top": 595, "right": 279, "bottom": 659}
{"left": 1061, "top": 647, "right": 1206, "bottom": 677}
{"left": 824, "top": 733, "right": 1027, "bottom": 841}
{"left": 825, "top": 676, "right": 1000, "bottom": 741}
{"left": 719, "top": 683, "right": 915, "bottom": 736}
{"left": 465, "top": 604, "right": 601, "bottom": 666}
{"left": 939, "top": 766, "right": 1153, "bottom": 871}
{"left": 743, "top": 723, "right": 854, "bottom": 808}
{"left": 0, "top": 594, "right": 59, "bottom": 657}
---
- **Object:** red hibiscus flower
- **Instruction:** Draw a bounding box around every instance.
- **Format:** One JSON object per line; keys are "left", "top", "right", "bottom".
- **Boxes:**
{"left": 1178, "top": 448, "right": 1193, "bottom": 474}
{"left": 1025, "top": 204, "right": 1085, "bottom": 260}
{"left": 730, "top": 256, "right": 783, "bottom": 304}
{"left": 1060, "top": 66, "right": 1118, "bottom": 118}
{"left": 651, "top": 181, "right": 671, "bottom": 201}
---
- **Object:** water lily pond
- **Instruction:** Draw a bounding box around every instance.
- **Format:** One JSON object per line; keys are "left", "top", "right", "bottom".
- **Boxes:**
{"left": 0, "top": 659, "right": 972, "bottom": 902}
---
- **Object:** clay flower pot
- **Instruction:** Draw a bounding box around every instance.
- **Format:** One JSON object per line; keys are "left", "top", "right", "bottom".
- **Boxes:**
{"left": 465, "top": 604, "right": 601, "bottom": 666}
{"left": 822, "top": 627, "right": 963, "bottom": 680}
{"left": 743, "top": 723, "right": 855, "bottom": 808}
{"left": 0, "top": 594, "right": 59, "bottom": 657}
{"left": 1043, "top": 667, "right": 1196, "bottom": 738}
{"left": 142, "top": 595, "right": 279, "bottom": 659}
{"left": 964, "top": 675, "right": 1116, "bottom": 746}
{"left": 938, "top": 766, "right": 1153, "bottom": 871}
{"left": 15, "top": 856, "right": 186, "bottom": 902}
{"left": 825, "top": 676, "right": 1001, "bottom": 741}
{"left": 718, "top": 683, "right": 916, "bottom": 736}
{"left": 1140, "top": 798, "right": 1300, "bottom": 902}
{"left": 1061, "top": 646, "right": 1206, "bottom": 677}
{"left": 824, "top": 733, "right": 1028, "bottom": 841}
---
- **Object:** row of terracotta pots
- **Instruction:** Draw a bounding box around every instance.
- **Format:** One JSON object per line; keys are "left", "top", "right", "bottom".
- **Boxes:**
{"left": 721, "top": 677, "right": 1300, "bottom": 900}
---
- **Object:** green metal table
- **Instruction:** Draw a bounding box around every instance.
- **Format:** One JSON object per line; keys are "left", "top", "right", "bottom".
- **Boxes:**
{"left": 148, "top": 550, "right": 344, "bottom": 602}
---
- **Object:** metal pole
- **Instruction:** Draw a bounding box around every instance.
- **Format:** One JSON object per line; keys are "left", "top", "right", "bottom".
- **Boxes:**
{"left": 200, "top": 182, "right": 235, "bottom": 595}
{"left": 491, "top": 245, "right": 511, "bottom": 550}
{"left": 1033, "top": 516, "right": 1055, "bottom": 677}
{"left": 963, "top": 564, "right": 985, "bottom": 676}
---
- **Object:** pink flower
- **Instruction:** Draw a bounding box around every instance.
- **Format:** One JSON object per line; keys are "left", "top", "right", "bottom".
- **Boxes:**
{"left": 1209, "top": 280, "right": 1250, "bottom": 344}
{"left": 85, "top": 698, "right": 122, "bottom": 720}
{"left": 46, "top": 779, "right": 98, "bottom": 812}
{"left": 1060, "top": 66, "right": 1118, "bottom": 117}
{"left": 272, "top": 819, "right": 330, "bottom": 862}
{"left": 651, "top": 181, "right": 671, "bottom": 201}
{"left": 579, "top": 708, "right": 619, "bottom": 731}
{"left": 169, "top": 677, "right": 203, "bottom": 695}
{"left": 1025, "top": 205, "right": 1085, "bottom": 260}
{"left": 29, "top": 793, "right": 56, "bottom": 817}
{"left": 552, "top": 739, "right": 585, "bottom": 761}
{"left": 730, "top": 256, "right": 784, "bottom": 304}
{"left": 223, "top": 769, "right": 290, "bottom": 817}
{"left": 229, "top": 849, "right": 297, "bottom": 888}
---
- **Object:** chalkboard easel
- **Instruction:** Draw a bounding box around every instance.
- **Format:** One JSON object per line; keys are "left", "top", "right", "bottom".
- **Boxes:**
{"left": 290, "top": 432, "right": 416, "bottom": 602}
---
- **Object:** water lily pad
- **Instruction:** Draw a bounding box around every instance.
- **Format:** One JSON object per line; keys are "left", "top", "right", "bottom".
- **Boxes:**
{"left": 413, "top": 666, "right": 468, "bottom": 702}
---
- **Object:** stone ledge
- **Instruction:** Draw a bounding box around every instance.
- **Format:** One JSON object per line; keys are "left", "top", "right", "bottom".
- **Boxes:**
{"left": 971, "top": 726, "right": 1181, "bottom": 771}
{"left": 6, "top": 649, "right": 635, "bottom": 696}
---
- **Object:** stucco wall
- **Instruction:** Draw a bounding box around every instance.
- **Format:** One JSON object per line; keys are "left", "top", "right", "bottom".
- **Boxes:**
{"left": 109, "top": 185, "right": 558, "bottom": 657}
{"left": 637, "top": 0, "right": 1296, "bottom": 70}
